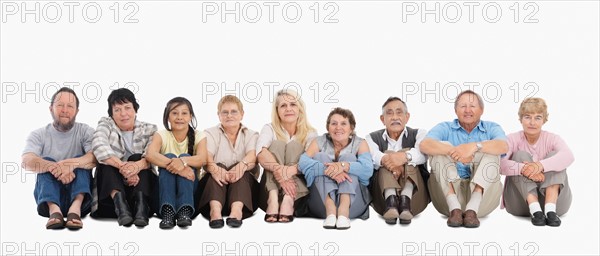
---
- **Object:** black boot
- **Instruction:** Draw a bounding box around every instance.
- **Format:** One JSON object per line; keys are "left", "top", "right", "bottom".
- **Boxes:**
{"left": 159, "top": 205, "right": 176, "bottom": 229}
{"left": 176, "top": 206, "right": 193, "bottom": 227}
{"left": 133, "top": 191, "right": 149, "bottom": 227}
{"left": 113, "top": 191, "right": 133, "bottom": 226}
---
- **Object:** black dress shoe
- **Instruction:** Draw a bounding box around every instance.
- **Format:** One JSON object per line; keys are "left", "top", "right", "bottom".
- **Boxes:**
{"left": 113, "top": 191, "right": 133, "bottom": 226}
{"left": 531, "top": 211, "right": 545, "bottom": 226}
{"left": 383, "top": 195, "right": 399, "bottom": 224}
{"left": 209, "top": 219, "right": 224, "bottom": 229}
{"left": 159, "top": 205, "right": 176, "bottom": 229}
{"left": 176, "top": 206, "right": 193, "bottom": 227}
{"left": 546, "top": 212, "right": 561, "bottom": 227}
{"left": 133, "top": 191, "right": 149, "bottom": 227}
{"left": 226, "top": 217, "right": 243, "bottom": 228}
{"left": 398, "top": 195, "right": 413, "bottom": 224}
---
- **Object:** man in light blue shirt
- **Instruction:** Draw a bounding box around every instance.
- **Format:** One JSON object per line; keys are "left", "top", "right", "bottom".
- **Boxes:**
{"left": 420, "top": 90, "right": 508, "bottom": 228}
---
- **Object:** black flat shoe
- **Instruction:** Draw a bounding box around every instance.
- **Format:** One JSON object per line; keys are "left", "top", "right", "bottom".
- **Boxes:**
{"left": 209, "top": 219, "right": 224, "bottom": 229}
{"left": 176, "top": 206, "right": 193, "bottom": 228}
{"left": 226, "top": 218, "right": 243, "bottom": 228}
{"left": 159, "top": 205, "right": 176, "bottom": 229}
{"left": 531, "top": 211, "right": 546, "bottom": 226}
{"left": 546, "top": 212, "right": 561, "bottom": 227}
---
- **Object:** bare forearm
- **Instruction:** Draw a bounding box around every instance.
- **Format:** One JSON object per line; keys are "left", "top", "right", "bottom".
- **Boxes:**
{"left": 480, "top": 140, "right": 508, "bottom": 155}
{"left": 257, "top": 148, "right": 280, "bottom": 172}
{"left": 21, "top": 153, "right": 53, "bottom": 173}
{"left": 420, "top": 139, "right": 453, "bottom": 155}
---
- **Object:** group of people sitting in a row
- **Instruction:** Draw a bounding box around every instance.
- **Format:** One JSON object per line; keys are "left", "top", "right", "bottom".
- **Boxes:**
{"left": 22, "top": 87, "right": 573, "bottom": 230}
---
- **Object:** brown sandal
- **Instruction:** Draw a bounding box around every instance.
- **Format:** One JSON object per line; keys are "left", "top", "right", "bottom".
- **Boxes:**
{"left": 65, "top": 213, "right": 83, "bottom": 230}
{"left": 264, "top": 213, "right": 279, "bottom": 223}
{"left": 46, "top": 212, "right": 65, "bottom": 229}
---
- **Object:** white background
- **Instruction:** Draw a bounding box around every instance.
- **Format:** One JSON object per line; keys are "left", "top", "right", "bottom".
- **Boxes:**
{"left": 1, "top": 1, "right": 599, "bottom": 255}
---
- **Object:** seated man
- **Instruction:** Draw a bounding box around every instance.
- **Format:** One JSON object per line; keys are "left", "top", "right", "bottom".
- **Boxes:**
{"left": 22, "top": 87, "right": 96, "bottom": 230}
{"left": 420, "top": 90, "right": 508, "bottom": 228}
{"left": 366, "top": 97, "right": 430, "bottom": 225}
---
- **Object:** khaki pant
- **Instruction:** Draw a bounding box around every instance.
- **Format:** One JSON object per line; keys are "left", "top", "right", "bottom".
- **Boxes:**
{"left": 370, "top": 150, "right": 429, "bottom": 216}
{"left": 258, "top": 140, "right": 309, "bottom": 213}
{"left": 428, "top": 152, "right": 502, "bottom": 217}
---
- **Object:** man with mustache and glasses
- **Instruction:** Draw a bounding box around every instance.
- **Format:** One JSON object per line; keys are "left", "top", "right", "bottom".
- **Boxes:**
{"left": 22, "top": 87, "right": 96, "bottom": 230}
{"left": 366, "top": 97, "right": 430, "bottom": 225}
{"left": 420, "top": 90, "right": 508, "bottom": 228}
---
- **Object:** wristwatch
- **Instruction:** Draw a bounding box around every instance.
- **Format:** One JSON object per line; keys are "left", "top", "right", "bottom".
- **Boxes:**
{"left": 405, "top": 152, "right": 413, "bottom": 162}
{"left": 476, "top": 142, "right": 483, "bottom": 152}
{"left": 180, "top": 157, "right": 188, "bottom": 167}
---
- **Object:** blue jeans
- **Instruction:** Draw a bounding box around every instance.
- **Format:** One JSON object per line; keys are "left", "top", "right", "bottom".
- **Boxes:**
{"left": 159, "top": 153, "right": 198, "bottom": 217}
{"left": 33, "top": 157, "right": 93, "bottom": 217}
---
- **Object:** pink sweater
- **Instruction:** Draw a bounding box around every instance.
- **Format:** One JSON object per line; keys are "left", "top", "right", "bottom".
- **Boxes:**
{"left": 500, "top": 130, "right": 574, "bottom": 176}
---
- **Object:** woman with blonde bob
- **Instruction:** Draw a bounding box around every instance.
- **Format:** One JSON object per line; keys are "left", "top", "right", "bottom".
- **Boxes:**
{"left": 500, "top": 97, "right": 574, "bottom": 227}
{"left": 256, "top": 90, "right": 317, "bottom": 223}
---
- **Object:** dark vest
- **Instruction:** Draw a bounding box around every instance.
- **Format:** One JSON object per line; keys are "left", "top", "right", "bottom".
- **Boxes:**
{"left": 369, "top": 127, "right": 430, "bottom": 183}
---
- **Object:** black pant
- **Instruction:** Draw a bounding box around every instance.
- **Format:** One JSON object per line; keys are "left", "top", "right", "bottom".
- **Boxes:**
{"left": 91, "top": 154, "right": 158, "bottom": 218}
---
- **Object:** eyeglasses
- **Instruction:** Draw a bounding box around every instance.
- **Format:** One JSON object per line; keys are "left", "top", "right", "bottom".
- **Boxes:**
{"left": 219, "top": 110, "right": 240, "bottom": 116}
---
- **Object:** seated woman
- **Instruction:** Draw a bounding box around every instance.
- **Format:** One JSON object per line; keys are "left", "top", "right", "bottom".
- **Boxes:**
{"left": 257, "top": 90, "right": 317, "bottom": 223}
{"left": 145, "top": 97, "right": 207, "bottom": 229}
{"left": 298, "top": 107, "right": 374, "bottom": 229}
{"left": 91, "top": 88, "right": 158, "bottom": 227}
{"left": 197, "top": 95, "right": 260, "bottom": 229}
{"left": 500, "top": 97, "right": 574, "bottom": 226}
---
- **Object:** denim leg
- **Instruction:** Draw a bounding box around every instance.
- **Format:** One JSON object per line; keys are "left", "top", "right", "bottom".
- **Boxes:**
{"left": 176, "top": 153, "right": 197, "bottom": 214}
{"left": 159, "top": 153, "right": 178, "bottom": 215}
{"left": 68, "top": 169, "right": 93, "bottom": 217}
{"left": 33, "top": 157, "right": 63, "bottom": 217}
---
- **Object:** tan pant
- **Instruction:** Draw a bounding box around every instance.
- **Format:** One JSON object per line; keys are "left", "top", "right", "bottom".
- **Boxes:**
{"left": 370, "top": 152, "right": 429, "bottom": 216}
{"left": 258, "top": 140, "right": 309, "bottom": 211}
{"left": 428, "top": 152, "right": 502, "bottom": 217}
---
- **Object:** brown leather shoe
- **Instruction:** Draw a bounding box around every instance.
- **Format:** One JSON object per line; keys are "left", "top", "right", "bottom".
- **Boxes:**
{"left": 463, "top": 210, "right": 480, "bottom": 228}
{"left": 383, "top": 195, "right": 399, "bottom": 224}
{"left": 447, "top": 209, "right": 463, "bottom": 227}
{"left": 398, "top": 195, "right": 413, "bottom": 224}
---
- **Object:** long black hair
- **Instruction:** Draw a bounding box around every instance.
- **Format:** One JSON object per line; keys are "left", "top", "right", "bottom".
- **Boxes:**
{"left": 162, "top": 97, "right": 197, "bottom": 155}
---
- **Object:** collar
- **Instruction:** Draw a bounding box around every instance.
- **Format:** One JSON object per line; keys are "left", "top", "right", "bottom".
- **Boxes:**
{"left": 451, "top": 119, "right": 486, "bottom": 132}
{"left": 382, "top": 128, "right": 408, "bottom": 142}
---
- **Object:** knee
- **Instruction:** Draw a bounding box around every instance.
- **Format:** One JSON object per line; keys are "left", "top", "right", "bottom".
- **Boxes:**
{"left": 127, "top": 153, "right": 143, "bottom": 161}
{"left": 338, "top": 153, "right": 357, "bottom": 163}
{"left": 511, "top": 151, "right": 533, "bottom": 163}
{"left": 313, "top": 152, "right": 331, "bottom": 163}
{"left": 164, "top": 153, "right": 177, "bottom": 159}
{"left": 42, "top": 157, "right": 56, "bottom": 162}
{"left": 179, "top": 153, "right": 191, "bottom": 157}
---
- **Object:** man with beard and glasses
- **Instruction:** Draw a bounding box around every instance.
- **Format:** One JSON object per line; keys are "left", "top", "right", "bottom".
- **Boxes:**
{"left": 22, "top": 87, "right": 97, "bottom": 230}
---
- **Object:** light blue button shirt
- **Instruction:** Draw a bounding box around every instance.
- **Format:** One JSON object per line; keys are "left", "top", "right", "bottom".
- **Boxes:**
{"left": 426, "top": 119, "right": 507, "bottom": 178}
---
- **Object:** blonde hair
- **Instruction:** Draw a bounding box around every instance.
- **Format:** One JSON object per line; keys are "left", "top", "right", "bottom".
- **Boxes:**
{"left": 518, "top": 97, "right": 548, "bottom": 122}
{"left": 217, "top": 95, "right": 244, "bottom": 113}
{"left": 271, "top": 90, "right": 315, "bottom": 146}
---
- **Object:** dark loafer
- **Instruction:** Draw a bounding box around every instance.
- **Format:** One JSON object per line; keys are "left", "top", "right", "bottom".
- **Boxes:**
{"left": 398, "top": 195, "right": 413, "bottom": 224}
{"left": 546, "top": 212, "right": 561, "bottom": 227}
{"left": 531, "top": 211, "right": 546, "bottom": 226}
{"left": 383, "top": 195, "right": 399, "bottom": 224}
{"left": 447, "top": 209, "right": 463, "bottom": 227}
{"left": 226, "top": 217, "right": 243, "bottom": 228}
{"left": 463, "top": 210, "right": 480, "bottom": 228}
{"left": 209, "top": 219, "right": 225, "bottom": 229}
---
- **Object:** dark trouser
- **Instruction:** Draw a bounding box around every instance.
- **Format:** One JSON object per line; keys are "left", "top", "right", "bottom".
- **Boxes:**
{"left": 91, "top": 154, "right": 158, "bottom": 218}
{"left": 197, "top": 163, "right": 259, "bottom": 220}
{"left": 33, "top": 157, "right": 93, "bottom": 217}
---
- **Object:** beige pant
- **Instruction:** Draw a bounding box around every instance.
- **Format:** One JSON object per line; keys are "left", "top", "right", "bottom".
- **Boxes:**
{"left": 258, "top": 140, "right": 309, "bottom": 211}
{"left": 428, "top": 152, "right": 502, "bottom": 217}
{"left": 370, "top": 150, "right": 429, "bottom": 216}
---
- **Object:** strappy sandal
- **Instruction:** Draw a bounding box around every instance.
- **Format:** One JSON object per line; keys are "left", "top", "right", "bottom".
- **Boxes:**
{"left": 264, "top": 213, "right": 279, "bottom": 223}
{"left": 46, "top": 212, "right": 65, "bottom": 229}
{"left": 278, "top": 215, "right": 294, "bottom": 223}
{"left": 65, "top": 213, "right": 83, "bottom": 230}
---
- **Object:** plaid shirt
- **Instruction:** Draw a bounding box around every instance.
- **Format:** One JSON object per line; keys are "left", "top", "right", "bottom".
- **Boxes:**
{"left": 92, "top": 116, "right": 157, "bottom": 163}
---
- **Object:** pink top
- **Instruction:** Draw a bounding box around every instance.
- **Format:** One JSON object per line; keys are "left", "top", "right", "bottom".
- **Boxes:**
{"left": 500, "top": 130, "right": 574, "bottom": 176}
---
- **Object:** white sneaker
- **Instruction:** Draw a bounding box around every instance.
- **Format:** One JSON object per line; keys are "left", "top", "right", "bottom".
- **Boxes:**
{"left": 323, "top": 214, "right": 337, "bottom": 229}
{"left": 335, "top": 215, "right": 351, "bottom": 230}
